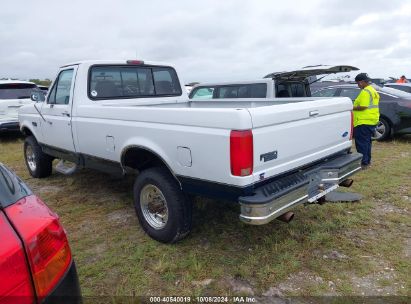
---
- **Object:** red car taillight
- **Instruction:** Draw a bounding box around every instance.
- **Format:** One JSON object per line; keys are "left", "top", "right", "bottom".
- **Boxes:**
{"left": 350, "top": 111, "right": 354, "bottom": 140}
{"left": 0, "top": 212, "right": 35, "bottom": 304}
{"left": 230, "top": 130, "right": 253, "bottom": 176}
{"left": 5, "top": 195, "right": 72, "bottom": 301}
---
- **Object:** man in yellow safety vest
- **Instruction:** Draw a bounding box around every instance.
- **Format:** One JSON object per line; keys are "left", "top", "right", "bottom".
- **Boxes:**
{"left": 353, "top": 73, "right": 380, "bottom": 169}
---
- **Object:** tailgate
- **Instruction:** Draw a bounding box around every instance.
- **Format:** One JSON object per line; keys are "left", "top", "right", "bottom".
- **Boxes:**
{"left": 248, "top": 97, "right": 353, "bottom": 183}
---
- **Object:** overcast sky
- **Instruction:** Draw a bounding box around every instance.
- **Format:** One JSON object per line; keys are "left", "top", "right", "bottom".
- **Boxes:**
{"left": 1, "top": 0, "right": 410, "bottom": 83}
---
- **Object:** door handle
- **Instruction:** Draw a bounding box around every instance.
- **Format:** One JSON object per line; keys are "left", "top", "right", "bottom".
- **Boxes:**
{"left": 62, "top": 111, "right": 70, "bottom": 117}
{"left": 309, "top": 110, "right": 319, "bottom": 117}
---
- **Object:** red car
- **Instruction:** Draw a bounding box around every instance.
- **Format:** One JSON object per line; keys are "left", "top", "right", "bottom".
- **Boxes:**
{"left": 0, "top": 163, "right": 81, "bottom": 303}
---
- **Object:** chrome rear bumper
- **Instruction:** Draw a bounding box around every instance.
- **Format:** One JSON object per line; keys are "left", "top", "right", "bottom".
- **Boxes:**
{"left": 239, "top": 152, "right": 362, "bottom": 225}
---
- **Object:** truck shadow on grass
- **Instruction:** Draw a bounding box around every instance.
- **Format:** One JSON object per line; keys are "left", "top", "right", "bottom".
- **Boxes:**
{"left": 0, "top": 132, "right": 24, "bottom": 143}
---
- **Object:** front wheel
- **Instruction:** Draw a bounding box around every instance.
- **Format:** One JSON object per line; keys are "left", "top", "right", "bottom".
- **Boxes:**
{"left": 24, "top": 136, "right": 53, "bottom": 178}
{"left": 372, "top": 118, "right": 391, "bottom": 141}
{"left": 133, "top": 167, "right": 192, "bottom": 243}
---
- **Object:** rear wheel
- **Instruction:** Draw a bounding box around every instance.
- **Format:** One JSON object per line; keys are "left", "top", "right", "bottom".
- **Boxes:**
{"left": 373, "top": 118, "right": 391, "bottom": 141}
{"left": 133, "top": 167, "right": 192, "bottom": 243}
{"left": 24, "top": 136, "right": 53, "bottom": 178}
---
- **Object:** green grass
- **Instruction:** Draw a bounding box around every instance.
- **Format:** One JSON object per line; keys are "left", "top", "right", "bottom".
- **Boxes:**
{"left": 1, "top": 133, "right": 410, "bottom": 297}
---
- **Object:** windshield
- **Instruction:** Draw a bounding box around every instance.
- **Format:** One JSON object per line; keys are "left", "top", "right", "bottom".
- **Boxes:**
{"left": 0, "top": 83, "right": 37, "bottom": 100}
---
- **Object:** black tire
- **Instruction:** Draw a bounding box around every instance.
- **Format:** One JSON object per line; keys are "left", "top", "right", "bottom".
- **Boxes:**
{"left": 373, "top": 117, "right": 391, "bottom": 141}
{"left": 133, "top": 167, "right": 192, "bottom": 243}
{"left": 24, "top": 136, "right": 53, "bottom": 178}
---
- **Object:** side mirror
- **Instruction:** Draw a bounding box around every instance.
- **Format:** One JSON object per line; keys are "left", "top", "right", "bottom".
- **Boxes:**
{"left": 31, "top": 91, "right": 45, "bottom": 103}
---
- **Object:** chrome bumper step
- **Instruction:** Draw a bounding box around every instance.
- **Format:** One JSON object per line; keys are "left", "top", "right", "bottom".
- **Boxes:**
{"left": 239, "top": 152, "right": 362, "bottom": 225}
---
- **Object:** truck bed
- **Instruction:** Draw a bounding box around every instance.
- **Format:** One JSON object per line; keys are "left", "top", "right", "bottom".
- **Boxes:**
{"left": 72, "top": 96, "right": 353, "bottom": 186}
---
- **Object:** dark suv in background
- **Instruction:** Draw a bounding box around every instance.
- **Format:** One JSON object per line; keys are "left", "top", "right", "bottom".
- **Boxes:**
{"left": 311, "top": 84, "right": 411, "bottom": 141}
{"left": 384, "top": 83, "right": 411, "bottom": 94}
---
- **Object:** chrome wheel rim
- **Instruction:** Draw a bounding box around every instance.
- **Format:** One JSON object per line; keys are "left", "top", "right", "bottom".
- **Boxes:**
{"left": 140, "top": 184, "right": 168, "bottom": 229}
{"left": 373, "top": 121, "right": 385, "bottom": 140}
{"left": 26, "top": 145, "right": 37, "bottom": 171}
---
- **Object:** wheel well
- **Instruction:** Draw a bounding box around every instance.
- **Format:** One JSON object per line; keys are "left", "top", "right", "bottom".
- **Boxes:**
{"left": 379, "top": 115, "right": 394, "bottom": 134}
{"left": 379, "top": 115, "right": 392, "bottom": 126}
{"left": 21, "top": 127, "right": 33, "bottom": 137}
{"left": 122, "top": 147, "right": 169, "bottom": 172}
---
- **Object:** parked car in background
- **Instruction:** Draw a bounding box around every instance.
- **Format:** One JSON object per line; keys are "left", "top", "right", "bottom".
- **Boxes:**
{"left": 0, "top": 163, "right": 81, "bottom": 303}
{"left": 185, "top": 82, "right": 199, "bottom": 94}
{"left": 190, "top": 79, "right": 270, "bottom": 99}
{"left": 36, "top": 85, "right": 49, "bottom": 92}
{"left": 384, "top": 83, "right": 411, "bottom": 94}
{"left": 36, "top": 85, "right": 49, "bottom": 98}
{"left": 189, "top": 65, "right": 359, "bottom": 99}
{"left": 0, "top": 80, "right": 36, "bottom": 133}
{"left": 311, "top": 84, "right": 411, "bottom": 140}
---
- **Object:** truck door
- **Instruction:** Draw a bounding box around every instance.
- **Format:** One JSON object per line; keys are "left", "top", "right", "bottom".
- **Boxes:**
{"left": 41, "top": 67, "right": 77, "bottom": 152}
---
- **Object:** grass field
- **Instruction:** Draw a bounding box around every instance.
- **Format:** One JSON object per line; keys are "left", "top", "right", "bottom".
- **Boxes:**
{"left": 0, "top": 134, "right": 410, "bottom": 298}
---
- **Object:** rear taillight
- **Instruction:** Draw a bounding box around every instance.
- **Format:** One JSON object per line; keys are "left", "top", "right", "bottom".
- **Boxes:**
{"left": 350, "top": 111, "right": 354, "bottom": 140}
{"left": 0, "top": 212, "right": 34, "bottom": 304}
{"left": 5, "top": 195, "right": 72, "bottom": 301}
{"left": 230, "top": 130, "right": 253, "bottom": 176}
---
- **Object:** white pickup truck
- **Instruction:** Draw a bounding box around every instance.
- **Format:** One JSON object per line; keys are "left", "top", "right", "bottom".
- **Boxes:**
{"left": 189, "top": 65, "right": 359, "bottom": 99}
{"left": 19, "top": 60, "right": 362, "bottom": 243}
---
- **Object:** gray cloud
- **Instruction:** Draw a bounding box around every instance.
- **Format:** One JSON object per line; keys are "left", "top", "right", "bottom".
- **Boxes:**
{"left": 0, "top": 0, "right": 409, "bottom": 83}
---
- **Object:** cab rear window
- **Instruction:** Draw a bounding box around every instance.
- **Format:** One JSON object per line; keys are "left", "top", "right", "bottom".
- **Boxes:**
{"left": 89, "top": 65, "right": 182, "bottom": 99}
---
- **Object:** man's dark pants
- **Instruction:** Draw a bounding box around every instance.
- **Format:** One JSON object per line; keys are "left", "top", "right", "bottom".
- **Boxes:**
{"left": 354, "top": 124, "right": 375, "bottom": 166}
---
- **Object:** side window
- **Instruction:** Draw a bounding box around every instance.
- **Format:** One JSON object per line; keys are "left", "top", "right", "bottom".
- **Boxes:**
{"left": 215, "top": 84, "right": 267, "bottom": 98}
{"left": 47, "top": 83, "right": 57, "bottom": 104}
{"left": 217, "top": 86, "right": 239, "bottom": 98}
{"left": 339, "top": 88, "right": 360, "bottom": 101}
{"left": 249, "top": 83, "right": 267, "bottom": 98}
{"left": 48, "top": 69, "right": 74, "bottom": 105}
{"left": 237, "top": 86, "right": 248, "bottom": 98}
{"left": 312, "top": 88, "right": 337, "bottom": 97}
{"left": 276, "top": 84, "right": 290, "bottom": 97}
{"left": 191, "top": 87, "right": 214, "bottom": 99}
{"left": 290, "top": 83, "right": 305, "bottom": 97}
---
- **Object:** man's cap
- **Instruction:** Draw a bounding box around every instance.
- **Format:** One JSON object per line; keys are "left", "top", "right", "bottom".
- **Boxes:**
{"left": 401, "top": 75, "right": 406, "bottom": 78}
{"left": 355, "top": 73, "right": 370, "bottom": 82}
